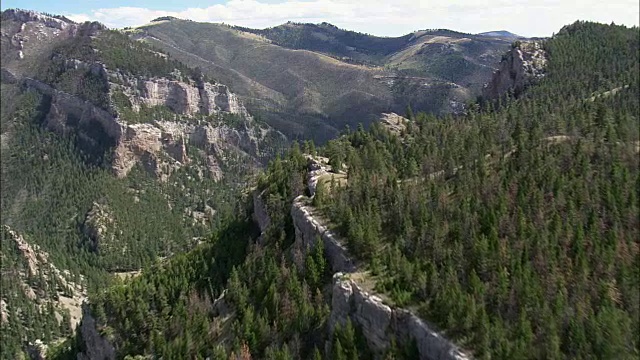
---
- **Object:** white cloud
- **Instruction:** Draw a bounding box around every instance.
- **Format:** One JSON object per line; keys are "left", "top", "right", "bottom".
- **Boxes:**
{"left": 66, "top": 0, "right": 639, "bottom": 37}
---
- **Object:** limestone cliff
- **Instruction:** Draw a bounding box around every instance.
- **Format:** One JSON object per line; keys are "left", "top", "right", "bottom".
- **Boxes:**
{"left": 20, "top": 69, "right": 279, "bottom": 181}
{"left": 330, "top": 274, "right": 469, "bottom": 360}
{"left": 291, "top": 195, "right": 357, "bottom": 273}
{"left": 482, "top": 41, "right": 547, "bottom": 99}
{"left": 3, "top": 10, "right": 284, "bottom": 182}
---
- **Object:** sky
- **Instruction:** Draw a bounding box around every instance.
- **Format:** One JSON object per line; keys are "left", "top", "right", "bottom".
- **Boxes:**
{"left": 2, "top": 0, "right": 639, "bottom": 38}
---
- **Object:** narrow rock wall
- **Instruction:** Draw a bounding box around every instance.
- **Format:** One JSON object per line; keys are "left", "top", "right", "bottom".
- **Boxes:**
{"left": 291, "top": 195, "right": 356, "bottom": 273}
{"left": 330, "top": 274, "right": 469, "bottom": 360}
{"left": 284, "top": 190, "right": 470, "bottom": 359}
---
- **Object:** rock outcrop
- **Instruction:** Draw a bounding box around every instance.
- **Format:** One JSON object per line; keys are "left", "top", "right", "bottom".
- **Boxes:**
{"left": 291, "top": 195, "right": 356, "bottom": 273}
{"left": 5, "top": 11, "right": 283, "bottom": 182}
{"left": 76, "top": 305, "right": 116, "bottom": 360}
{"left": 252, "top": 190, "right": 271, "bottom": 239}
{"left": 112, "top": 73, "right": 249, "bottom": 118}
{"left": 1, "top": 225, "right": 87, "bottom": 332}
{"left": 330, "top": 274, "right": 469, "bottom": 360}
{"left": 22, "top": 76, "right": 274, "bottom": 181}
{"left": 1, "top": 9, "right": 76, "bottom": 31}
{"left": 82, "top": 202, "right": 118, "bottom": 253}
{"left": 482, "top": 41, "right": 547, "bottom": 99}
{"left": 306, "top": 155, "right": 331, "bottom": 197}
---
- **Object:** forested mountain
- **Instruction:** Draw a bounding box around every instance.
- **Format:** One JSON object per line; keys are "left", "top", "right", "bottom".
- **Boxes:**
{"left": 41, "top": 20, "right": 639, "bottom": 360}
{"left": 129, "top": 19, "right": 513, "bottom": 142}
{"left": 0, "top": 9, "right": 284, "bottom": 358}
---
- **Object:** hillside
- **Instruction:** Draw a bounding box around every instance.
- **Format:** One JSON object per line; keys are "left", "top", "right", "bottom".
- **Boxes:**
{"left": 0, "top": 9, "right": 285, "bottom": 358}
{"left": 129, "top": 20, "right": 513, "bottom": 142}
{"left": 63, "top": 20, "right": 639, "bottom": 360}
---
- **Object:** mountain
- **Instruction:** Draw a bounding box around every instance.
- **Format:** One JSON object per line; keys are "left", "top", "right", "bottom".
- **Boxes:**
{"left": 477, "top": 30, "right": 522, "bottom": 39}
{"left": 54, "top": 20, "right": 637, "bottom": 360}
{"left": 0, "top": 9, "right": 285, "bottom": 358}
{"left": 129, "top": 19, "right": 514, "bottom": 142}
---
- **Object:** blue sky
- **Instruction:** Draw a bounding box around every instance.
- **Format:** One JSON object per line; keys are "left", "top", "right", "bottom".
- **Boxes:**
{"left": 2, "top": 0, "right": 639, "bottom": 37}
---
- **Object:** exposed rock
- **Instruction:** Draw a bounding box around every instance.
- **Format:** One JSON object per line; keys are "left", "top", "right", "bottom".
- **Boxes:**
{"left": 206, "top": 155, "right": 223, "bottom": 181}
{"left": 1, "top": 225, "right": 87, "bottom": 332}
{"left": 0, "top": 299, "right": 8, "bottom": 323}
{"left": 330, "top": 274, "right": 469, "bottom": 360}
{"left": 291, "top": 195, "right": 356, "bottom": 273}
{"left": 82, "top": 202, "right": 117, "bottom": 253}
{"left": 379, "top": 112, "right": 410, "bottom": 135}
{"left": 77, "top": 305, "right": 116, "bottom": 360}
{"left": 26, "top": 339, "right": 47, "bottom": 360}
{"left": 22, "top": 76, "right": 273, "bottom": 181}
{"left": 306, "top": 155, "right": 331, "bottom": 197}
{"left": 482, "top": 41, "right": 547, "bottom": 99}
{"left": 252, "top": 190, "right": 271, "bottom": 237}
{"left": 1, "top": 9, "right": 75, "bottom": 31}
{"left": 111, "top": 71, "right": 250, "bottom": 117}
{"left": 287, "top": 174, "right": 467, "bottom": 359}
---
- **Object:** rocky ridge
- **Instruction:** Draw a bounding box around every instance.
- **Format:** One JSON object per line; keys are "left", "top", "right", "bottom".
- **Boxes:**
{"left": 0, "top": 225, "right": 87, "bottom": 335}
{"left": 252, "top": 155, "right": 470, "bottom": 359}
{"left": 3, "top": 9, "right": 283, "bottom": 182}
{"left": 482, "top": 41, "right": 547, "bottom": 99}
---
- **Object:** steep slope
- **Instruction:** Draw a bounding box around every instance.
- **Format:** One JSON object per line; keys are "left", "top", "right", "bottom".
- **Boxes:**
{"left": 71, "top": 21, "right": 638, "bottom": 360}
{"left": 0, "top": 9, "right": 285, "bottom": 357}
{"left": 130, "top": 20, "right": 512, "bottom": 143}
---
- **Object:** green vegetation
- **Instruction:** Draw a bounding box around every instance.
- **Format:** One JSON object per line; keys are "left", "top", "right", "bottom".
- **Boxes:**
{"left": 2, "top": 12, "right": 638, "bottom": 360}
{"left": 308, "top": 21, "right": 639, "bottom": 358}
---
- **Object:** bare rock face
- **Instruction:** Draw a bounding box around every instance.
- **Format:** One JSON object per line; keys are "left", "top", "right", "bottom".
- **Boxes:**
{"left": 330, "top": 274, "right": 469, "bottom": 360}
{"left": 113, "top": 72, "right": 250, "bottom": 118}
{"left": 291, "top": 195, "right": 356, "bottom": 273}
{"left": 82, "top": 202, "right": 117, "bottom": 253}
{"left": 306, "top": 155, "right": 332, "bottom": 197}
{"left": 77, "top": 305, "right": 116, "bottom": 360}
{"left": 252, "top": 190, "right": 271, "bottom": 239}
{"left": 286, "top": 174, "right": 467, "bottom": 359}
{"left": 482, "top": 41, "right": 547, "bottom": 99}
{"left": 1, "top": 9, "right": 75, "bottom": 31}
{"left": 22, "top": 73, "right": 272, "bottom": 182}
{"left": 0, "top": 299, "right": 8, "bottom": 324}
{"left": 1, "top": 10, "right": 105, "bottom": 73}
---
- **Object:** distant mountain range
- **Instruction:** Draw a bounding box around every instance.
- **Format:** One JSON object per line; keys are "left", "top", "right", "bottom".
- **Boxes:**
{"left": 129, "top": 19, "right": 515, "bottom": 142}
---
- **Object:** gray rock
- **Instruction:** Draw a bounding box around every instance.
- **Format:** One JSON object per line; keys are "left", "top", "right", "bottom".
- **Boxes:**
{"left": 76, "top": 305, "right": 116, "bottom": 360}
{"left": 482, "top": 41, "right": 547, "bottom": 99}
{"left": 291, "top": 195, "right": 356, "bottom": 273}
{"left": 252, "top": 190, "right": 271, "bottom": 237}
{"left": 329, "top": 275, "right": 470, "bottom": 360}
{"left": 289, "top": 198, "right": 469, "bottom": 359}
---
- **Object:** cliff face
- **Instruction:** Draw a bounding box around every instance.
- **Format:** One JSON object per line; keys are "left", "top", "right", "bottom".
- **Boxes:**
{"left": 76, "top": 305, "right": 116, "bottom": 360}
{"left": 19, "top": 67, "right": 276, "bottom": 181}
{"left": 330, "top": 274, "right": 468, "bottom": 360}
{"left": 3, "top": 9, "right": 283, "bottom": 182}
{"left": 482, "top": 41, "right": 547, "bottom": 99}
{"left": 290, "top": 195, "right": 357, "bottom": 273}
{"left": 0, "top": 226, "right": 87, "bottom": 340}
{"left": 110, "top": 70, "right": 249, "bottom": 118}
